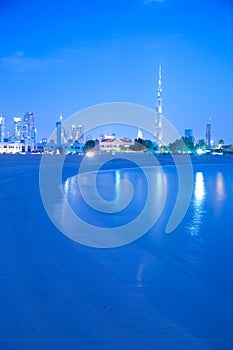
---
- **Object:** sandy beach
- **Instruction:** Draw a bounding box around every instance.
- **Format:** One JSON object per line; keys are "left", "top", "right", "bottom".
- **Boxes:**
{"left": 1, "top": 153, "right": 233, "bottom": 349}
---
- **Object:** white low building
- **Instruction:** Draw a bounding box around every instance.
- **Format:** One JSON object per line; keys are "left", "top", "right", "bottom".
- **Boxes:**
{"left": 0, "top": 142, "right": 29, "bottom": 154}
{"left": 100, "top": 138, "right": 133, "bottom": 152}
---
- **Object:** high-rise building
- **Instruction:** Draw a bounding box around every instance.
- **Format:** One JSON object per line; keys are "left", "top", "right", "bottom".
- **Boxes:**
{"left": 76, "top": 124, "right": 84, "bottom": 143}
{"left": 185, "top": 129, "right": 193, "bottom": 138}
{"left": 137, "top": 128, "right": 143, "bottom": 139}
{"left": 22, "top": 112, "right": 36, "bottom": 147}
{"left": 70, "top": 124, "right": 77, "bottom": 142}
{"left": 67, "top": 124, "right": 84, "bottom": 143}
{"left": 154, "top": 64, "right": 163, "bottom": 143}
{"left": 56, "top": 121, "right": 62, "bottom": 146}
{"left": 69, "top": 123, "right": 84, "bottom": 142}
{"left": 56, "top": 113, "right": 63, "bottom": 146}
{"left": 0, "top": 115, "right": 4, "bottom": 143}
{"left": 205, "top": 124, "right": 211, "bottom": 148}
{"left": 14, "top": 117, "right": 22, "bottom": 142}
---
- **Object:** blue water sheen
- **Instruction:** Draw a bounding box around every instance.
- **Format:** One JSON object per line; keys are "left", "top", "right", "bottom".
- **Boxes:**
{"left": 1, "top": 155, "right": 233, "bottom": 349}
{"left": 64, "top": 162, "right": 233, "bottom": 348}
{"left": 63, "top": 166, "right": 165, "bottom": 228}
{"left": 138, "top": 163, "right": 233, "bottom": 349}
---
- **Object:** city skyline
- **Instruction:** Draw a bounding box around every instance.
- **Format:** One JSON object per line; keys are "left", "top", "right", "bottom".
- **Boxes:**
{"left": 0, "top": 64, "right": 230, "bottom": 146}
{"left": 0, "top": 0, "right": 233, "bottom": 143}
{"left": 0, "top": 108, "right": 231, "bottom": 147}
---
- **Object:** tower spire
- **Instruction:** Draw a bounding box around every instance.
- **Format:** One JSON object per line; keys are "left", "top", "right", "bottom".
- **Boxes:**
{"left": 157, "top": 62, "right": 162, "bottom": 115}
{"left": 154, "top": 63, "right": 163, "bottom": 143}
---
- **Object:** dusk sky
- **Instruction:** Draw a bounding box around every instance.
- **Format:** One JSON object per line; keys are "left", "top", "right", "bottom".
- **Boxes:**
{"left": 1, "top": 0, "right": 233, "bottom": 143}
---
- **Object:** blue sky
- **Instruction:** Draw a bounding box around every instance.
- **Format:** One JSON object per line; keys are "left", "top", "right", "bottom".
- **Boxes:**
{"left": 0, "top": 0, "right": 233, "bottom": 143}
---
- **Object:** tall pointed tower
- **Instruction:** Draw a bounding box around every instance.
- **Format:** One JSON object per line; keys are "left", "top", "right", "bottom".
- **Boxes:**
{"left": 205, "top": 123, "right": 211, "bottom": 149}
{"left": 154, "top": 64, "right": 163, "bottom": 143}
{"left": 56, "top": 113, "right": 63, "bottom": 147}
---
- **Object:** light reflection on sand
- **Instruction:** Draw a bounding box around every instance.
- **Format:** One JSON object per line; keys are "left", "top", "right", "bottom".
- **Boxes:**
{"left": 136, "top": 259, "right": 147, "bottom": 288}
{"left": 214, "top": 172, "right": 226, "bottom": 216}
{"left": 188, "top": 172, "right": 206, "bottom": 236}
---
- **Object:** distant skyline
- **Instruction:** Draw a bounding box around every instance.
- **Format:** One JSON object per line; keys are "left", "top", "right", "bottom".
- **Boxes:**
{"left": 0, "top": 0, "right": 233, "bottom": 143}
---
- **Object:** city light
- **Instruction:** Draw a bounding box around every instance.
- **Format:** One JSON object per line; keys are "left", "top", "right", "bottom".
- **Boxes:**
{"left": 197, "top": 148, "right": 205, "bottom": 155}
{"left": 86, "top": 151, "right": 95, "bottom": 158}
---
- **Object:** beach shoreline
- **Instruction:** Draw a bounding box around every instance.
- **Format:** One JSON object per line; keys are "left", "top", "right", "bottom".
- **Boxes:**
{"left": 1, "top": 152, "right": 233, "bottom": 166}
{"left": 1, "top": 152, "right": 233, "bottom": 183}
{"left": 1, "top": 153, "right": 233, "bottom": 349}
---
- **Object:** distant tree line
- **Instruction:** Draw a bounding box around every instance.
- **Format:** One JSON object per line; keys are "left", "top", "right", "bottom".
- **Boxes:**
{"left": 168, "top": 136, "right": 211, "bottom": 153}
{"left": 129, "top": 138, "right": 154, "bottom": 152}
{"left": 83, "top": 139, "right": 99, "bottom": 153}
{"left": 83, "top": 136, "right": 229, "bottom": 154}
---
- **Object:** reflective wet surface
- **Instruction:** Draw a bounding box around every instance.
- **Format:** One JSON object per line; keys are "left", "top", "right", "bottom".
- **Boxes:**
{"left": 63, "top": 162, "right": 233, "bottom": 348}
{"left": 1, "top": 156, "right": 233, "bottom": 349}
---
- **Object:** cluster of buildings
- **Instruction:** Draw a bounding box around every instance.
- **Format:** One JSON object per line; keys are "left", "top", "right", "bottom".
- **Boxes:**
{"left": 0, "top": 108, "right": 146, "bottom": 155}
{"left": 185, "top": 123, "right": 212, "bottom": 149}
{"left": 0, "top": 112, "right": 37, "bottom": 154}
{"left": 0, "top": 65, "right": 217, "bottom": 155}
{"left": 44, "top": 114, "right": 85, "bottom": 154}
{"left": 0, "top": 112, "right": 86, "bottom": 154}
{"left": 46, "top": 118, "right": 135, "bottom": 154}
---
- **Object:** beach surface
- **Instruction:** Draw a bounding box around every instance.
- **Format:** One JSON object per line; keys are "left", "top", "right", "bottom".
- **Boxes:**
{"left": 1, "top": 153, "right": 233, "bottom": 349}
